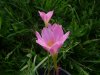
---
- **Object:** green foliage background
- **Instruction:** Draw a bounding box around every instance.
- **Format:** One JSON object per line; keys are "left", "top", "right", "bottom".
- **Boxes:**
{"left": 0, "top": 0, "right": 100, "bottom": 75}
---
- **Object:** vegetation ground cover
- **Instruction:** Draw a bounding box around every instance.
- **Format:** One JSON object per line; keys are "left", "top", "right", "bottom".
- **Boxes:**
{"left": 0, "top": 0, "right": 100, "bottom": 75}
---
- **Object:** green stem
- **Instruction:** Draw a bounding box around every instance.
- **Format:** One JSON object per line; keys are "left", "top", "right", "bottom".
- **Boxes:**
{"left": 52, "top": 54, "right": 58, "bottom": 75}
{"left": 45, "top": 21, "right": 48, "bottom": 27}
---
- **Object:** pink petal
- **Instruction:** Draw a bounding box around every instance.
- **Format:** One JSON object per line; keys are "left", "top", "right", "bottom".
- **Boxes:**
{"left": 52, "top": 24, "right": 64, "bottom": 41}
{"left": 60, "top": 31, "right": 70, "bottom": 43}
{"left": 46, "top": 11, "right": 53, "bottom": 22}
{"left": 41, "top": 27, "right": 50, "bottom": 42}
{"left": 36, "top": 31, "right": 42, "bottom": 40}
{"left": 48, "top": 23, "right": 52, "bottom": 28}
{"left": 36, "top": 39, "right": 50, "bottom": 51}
{"left": 41, "top": 27, "right": 55, "bottom": 43}
{"left": 49, "top": 42, "right": 62, "bottom": 55}
{"left": 36, "top": 31, "right": 50, "bottom": 51}
{"left": 38, "top": 11, "right": 46, "bottom": 22}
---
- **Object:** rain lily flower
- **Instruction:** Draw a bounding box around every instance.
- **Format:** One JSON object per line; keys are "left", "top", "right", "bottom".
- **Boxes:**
{"left": 37, "top": 11, "right": 70, "bottom": 75}
{"left": 39, "top": 11, "right": 53, "bottom": 27}
{"left": 36, "top": 24, "right": 70, "bottom": 56}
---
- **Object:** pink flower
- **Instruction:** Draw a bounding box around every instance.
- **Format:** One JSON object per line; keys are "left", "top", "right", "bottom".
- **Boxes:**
{"left": 36, "top": 24, "right": 70, "bottom": 55}
{"left": 39, "top": 11, "right": 53, "bottom": 27}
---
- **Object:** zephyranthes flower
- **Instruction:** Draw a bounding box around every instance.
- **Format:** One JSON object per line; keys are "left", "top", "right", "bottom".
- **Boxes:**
{"left": 39, "top": 11, "right": 53, "bottom": 27}
{"left": 36, "top": 24, "right": 70, "bottom": 56}
{"left": 37, "top": 10, "right": 70, "bottom": 75}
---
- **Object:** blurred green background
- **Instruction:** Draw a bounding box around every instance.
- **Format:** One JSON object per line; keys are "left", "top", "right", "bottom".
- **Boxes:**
{"left": 0, "top": 0, "right": 100, "bottom": 75}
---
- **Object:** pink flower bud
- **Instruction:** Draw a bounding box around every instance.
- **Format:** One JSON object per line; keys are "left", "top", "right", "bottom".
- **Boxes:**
{"left": 39, "top": 11, "right": 53, "bottom": 27}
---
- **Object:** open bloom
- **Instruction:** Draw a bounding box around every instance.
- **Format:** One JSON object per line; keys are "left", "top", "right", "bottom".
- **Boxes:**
{"left": 36, "top": 24, "right": 70, "bottom": 55}
{"left": 39, "top": 11, "right": 53, "bottom": 27}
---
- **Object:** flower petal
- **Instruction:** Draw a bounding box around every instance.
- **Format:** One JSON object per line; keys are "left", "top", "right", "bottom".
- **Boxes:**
{"left": 52, "top": 24, "right": 64, "bottom": 41}
{"left": 36, "top": 39, "right": 50, "bottom": 52}
{"left": 36, "top": 31, "right": 42, "bottom": 40}
{"left": 38, "top": 11, "right": 46, "bottom": 21}
{"left": 49, "top": 42, "right": 62, "bottom": 55}
{"left": 41, "top": 27, "right": 55, "bottom": 43}
{"left": 36, "top": 31, "right": 50, "bottom": 51}
{"left": 46, "top": 11, "right": 53, "bottom": 22}
{"left": 60, "top": 31, "right": 70, "bottom": 43}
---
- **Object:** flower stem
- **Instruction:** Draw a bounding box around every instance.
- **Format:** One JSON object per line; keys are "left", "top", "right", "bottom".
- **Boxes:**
{"left": 52, "top": 54, "right": 59, "bottom": 75}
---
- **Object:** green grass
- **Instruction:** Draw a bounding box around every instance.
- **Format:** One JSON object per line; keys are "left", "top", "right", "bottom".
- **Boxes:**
{"left": 0, "top": 0, "right": 100, "bottom": 75}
